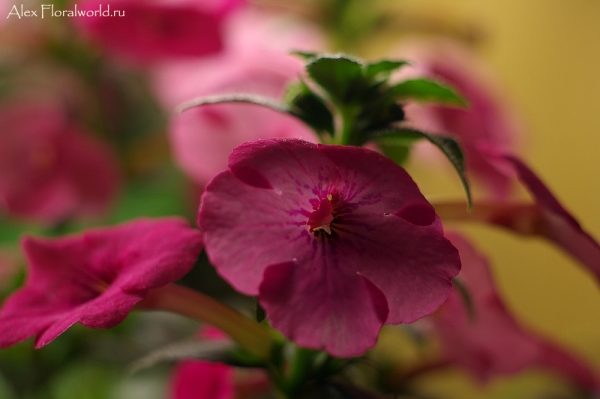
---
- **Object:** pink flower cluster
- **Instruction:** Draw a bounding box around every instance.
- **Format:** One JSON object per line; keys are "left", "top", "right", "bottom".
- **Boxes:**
{"left": 0, "top": 99, "right": 120, "bottom": 225}
{"left": 153, "top": 9, "right": 320, "bottom": 186}
{"left": 75, "top": 0, "right": 244, "bottom": 63}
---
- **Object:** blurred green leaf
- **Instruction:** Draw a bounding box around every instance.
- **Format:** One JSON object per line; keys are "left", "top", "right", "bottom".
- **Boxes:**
{"left": 453, "top": 277, "right": 476, "bottom": 322}
{"left": 291, "top": 50, "right": 319, "bottom": 61}
{"left": 390, "top": 78, "right": 467, "bottom": 106}
{"left": 49, "top": 361, "right": 118, "bottom": 399}
{"left": 364, "top": 60, "right": 410, "bottom": 80}
{"left": 370, "top": 128, "right": 471, "bottom": 208}
{"left": 109, "top": 165, "right": 191, "bottom": 223}
{"left": 0, "top": 372, "right": 17, "bottom": 399}
{"left": 129, "top": 340, "right": 236, "bottom": 374}
{"left": 175, "top": 93, "right": 291, "bottom": 115}
{"left": 306, "top": 55, "right": 364, "bottom": 102}
{"left": 286, "top": 81, "right": 335, "bottom": 137}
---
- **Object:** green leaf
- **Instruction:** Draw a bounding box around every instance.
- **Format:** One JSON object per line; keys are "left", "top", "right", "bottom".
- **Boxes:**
{"left": 255, "top": 300, "right": 266, "bottom": 323}
{"left": 306, "top": 55, "right": 364, "bottom": 102}
{"left": 175, "top": 93, "right": 291, "bottom": 115}
{"left": 374, "top": 133, "right": 422, "bottom": 165}
{"left": 379, "top": 144, "right": 411, "bottom": 165}
{"left": 286, "top": 81, "right": 335, "bottom": 136}
{"left": 49, "top": 361, "right": 118, "bottom": 399}
{"left": 390, "top": 78, "right": 467, "bottom": 106}
{"left": 369, "top": 128, "right": 472, "bottom": 209}
{"left": 290, "top": 50, "right": 318, "bottom": 61}
{"left": 364, "top": 60, "right": 410, "bottom": 80}
{"left": 453, "top": 277, "right": 476, "bottom": 322}
{"left": 128, "top": 339, "right": 237, "bottom": 374}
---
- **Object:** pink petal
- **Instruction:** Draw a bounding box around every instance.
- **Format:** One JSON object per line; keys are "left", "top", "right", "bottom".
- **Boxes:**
{"left": 503, "top": 155, "right": 600, "bottom": 282}
{"left": 435, "top": 232, "right": 600, "bottom": 388}
{"left": 0, "top": 217, "right": 203, "bottom": 348}
{"left": 260, "top": 261, "right": 388, "bottom": 357}
{"left": 199, "top": 140, "right": 342, "bottom": 294}
{"left": 170, "top": 361, "right": 234, "bottom": 399}
{"left": 75, "top": 0, "right": 237, "bottom": 62}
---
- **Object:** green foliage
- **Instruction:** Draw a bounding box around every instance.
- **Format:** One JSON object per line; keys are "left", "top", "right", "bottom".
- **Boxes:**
{"left": 129, "top": 339, "right": 238, "bottom": 373}
{"left": 48, "top": 361, "right": 119, "bottom": 399}
{"left": 286, "top": 81, "right": 335, "bottom": 136}
{"left": 177, "top": 52, "right": 472, "bottom": 205}
{"left": 390, "top": 78, "right": 468, "bottom": 106}
{"left": 306, "top": 55, "right": 365, "bottom": 103}
{"left": 369, "top": 128, "right": 472, "bottom": 208}
{"left": 364, "top": 60, "right": 410, "bottom": 81}
{"left": 452, "top": 277, "right": 476, "bottom": 322}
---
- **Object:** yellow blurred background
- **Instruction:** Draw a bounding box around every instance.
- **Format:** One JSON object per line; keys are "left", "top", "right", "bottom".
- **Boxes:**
{"left": 378, "top": 0, "right": 600, "bottom": 394}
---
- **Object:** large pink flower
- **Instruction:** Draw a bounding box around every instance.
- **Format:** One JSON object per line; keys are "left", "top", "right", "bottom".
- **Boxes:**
{"left": 198, "top": 138, "right": 461, "bottom": 357}
{"left": 75, "top": 0, "right": 243, "bottom": 62}
{"left": 434, "top": 232, "right": 599, "bottom": 390}
{"left": 154, "top": 10, "right": 320, "bottom": 186}
{"left": 396, "top": 39, "right": 522, "bottom": 198}
{"left": 0, "top": 217, "right": 203, "bottom": 348}
{"left": 0, "top": 100, "right": 120, "bottom": 225}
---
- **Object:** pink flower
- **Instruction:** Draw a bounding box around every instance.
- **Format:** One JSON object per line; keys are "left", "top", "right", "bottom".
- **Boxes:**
{"left": 0, "top": 217, "right": 203, "bottom": 348}
{"left": 154, "top": 9, "right": 320, "bottom": 186}
{"left": 434, "top": 232, "right": 599, "bottom": 389}
{"left": 75, "top": 0, "right": 243, "bottom": 62}
{"left": 503, "top": 155, "right": 600, "bottom": 281}
{"left": 0, "top": 100, "right": 120, "bottom": 225}
{"left": 170, "top": 327, "right": 269, "bottom": 399}
{"left": 396, "top": 39, "right": 522, "bottom": 198}
{"left": 435, "top": 155, "right": 600, "bottom": 285}
{"left": 198, "top": 138, "right": 461, "bottom": 357}
{"left": 171, "top": 361, "right": 234, "bottom": 399}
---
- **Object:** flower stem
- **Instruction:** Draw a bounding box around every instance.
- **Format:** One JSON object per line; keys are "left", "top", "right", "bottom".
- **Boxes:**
{"left": 337, "top": 104, "right": 358, "bottom": 146}
{"left": 137, "top": 284, "right": 278, "bottom": 360}
{"left": 433, "top": 200, "right": 543, "bottom": 235}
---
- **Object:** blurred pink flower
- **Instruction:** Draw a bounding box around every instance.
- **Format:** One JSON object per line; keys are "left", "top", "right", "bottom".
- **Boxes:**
{"left": 0, "top": 0, "right": 9, "bottom": 28}
{"left": 171, "top": 361, "right": 234, "bottom": 399}
{"left": 503, "top": 155, "right": 600, "bottom": 282}
{"left": 153, "top": 9, "right": 320, "bottom": 186}
{"left": 434, "top": 232, "right": 599, "bottom": 390}
{"left": 75, "top": 0, "right": 243, "bottom": 62}
{"left": 434, "top": 155, "right": 600, "bottom": 286}
{"left": 170, "top": 327, "right": 269, "bottom": 399}
{"left": 396, "top": 39, "right": 523, "bottom": 198}
{"left": 198, "top": 138, "right": 460, "bottom": 357}
{"left": 0, "top": 217, "right": 203, "bottom": 348}
{"left": 0, "top": 100, "right": 120, "bottom": 225}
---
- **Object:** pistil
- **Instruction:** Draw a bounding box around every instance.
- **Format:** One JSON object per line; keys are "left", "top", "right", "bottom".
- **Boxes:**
{"left": 308, "top": 195, "right": 334, "bottom": 235}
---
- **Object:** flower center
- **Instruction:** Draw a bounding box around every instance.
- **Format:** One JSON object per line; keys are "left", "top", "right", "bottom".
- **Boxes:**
{"left": 308, "top": 194, "right": 334, "bottom": 235}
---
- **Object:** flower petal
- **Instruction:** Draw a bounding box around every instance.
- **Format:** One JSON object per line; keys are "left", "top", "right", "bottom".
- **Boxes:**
{"left": 259, "top": 261, "right": 388, "bottom": 357}
{"left": 0, "top": 217, "right": 203, "bottom": 348}
{"left": 434, "top": 232, "right": 600, "bottom": 388}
